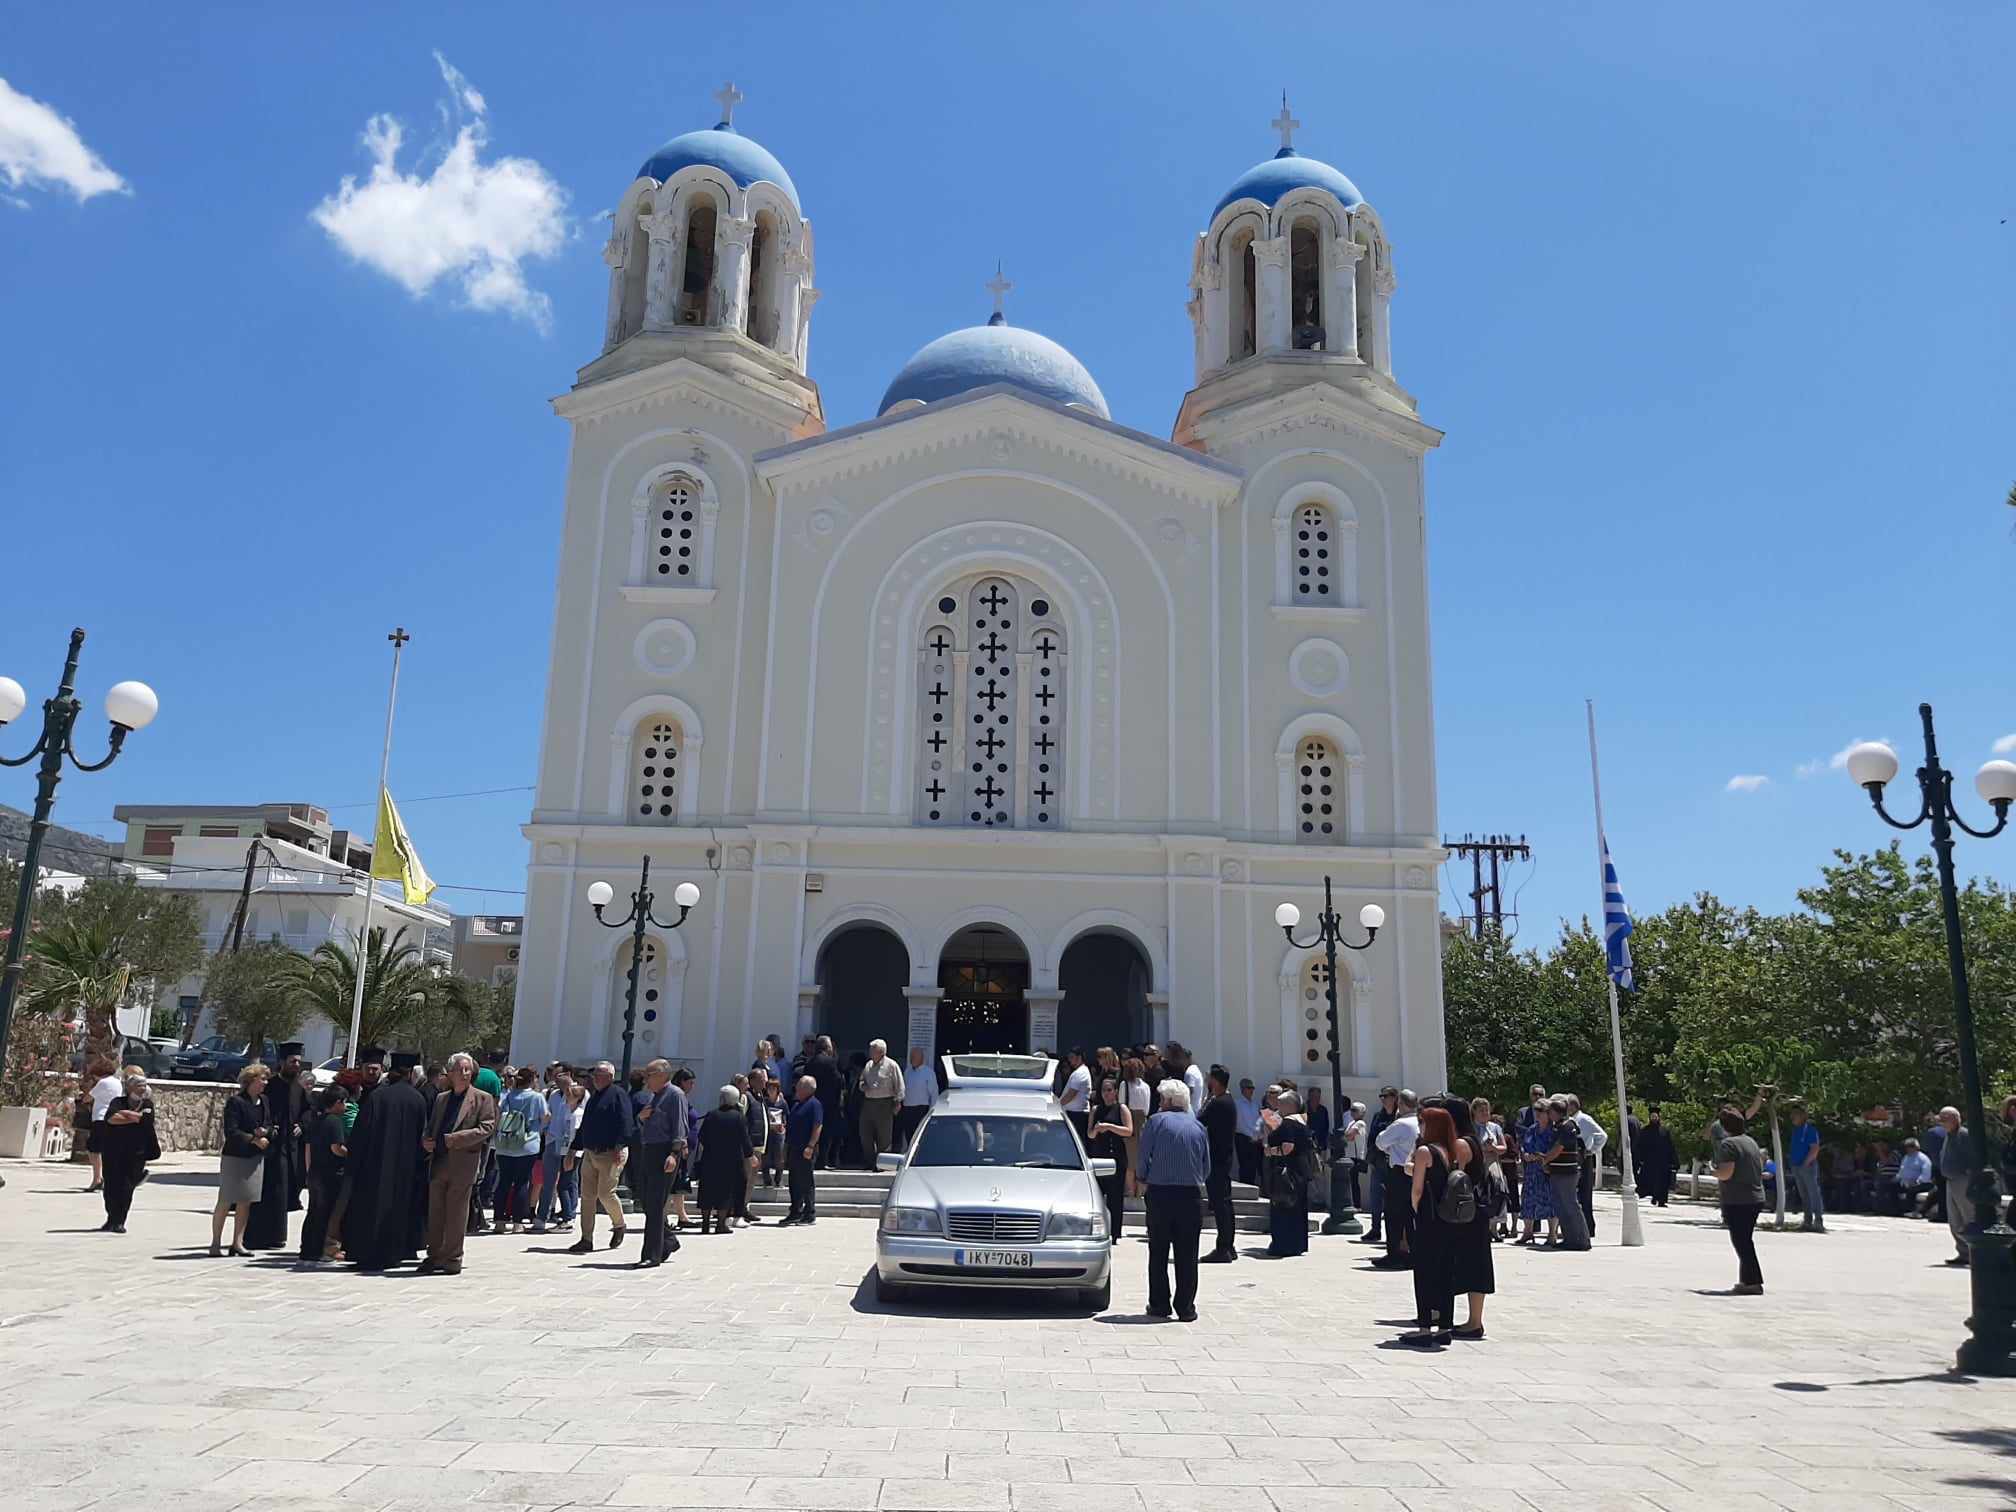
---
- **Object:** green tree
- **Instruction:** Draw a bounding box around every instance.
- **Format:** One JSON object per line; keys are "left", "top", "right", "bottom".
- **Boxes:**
{"left": 201, "top": 940, "right": 305, "bottom": 1055}
{"left": 280, "top": 925, "right": 443, "bottom": 1054}
{"left": 404, "top": 971, "right": 516, "bottom": 1064}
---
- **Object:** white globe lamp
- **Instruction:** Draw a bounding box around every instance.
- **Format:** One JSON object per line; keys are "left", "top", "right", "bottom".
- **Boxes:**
{"left": 1843, "top": 741, "right": 1899, "bottom": 790}
{"left": 103, "top": 680, "right": 159, "bottom": 731}
{"left": 586, "top": 880, "right": 614, "bottom": 909}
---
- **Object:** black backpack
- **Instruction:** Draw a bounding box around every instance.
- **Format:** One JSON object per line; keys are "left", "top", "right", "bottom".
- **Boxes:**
{"left": 1436, "top": 1143, "right": 1478, "bottom": 1225}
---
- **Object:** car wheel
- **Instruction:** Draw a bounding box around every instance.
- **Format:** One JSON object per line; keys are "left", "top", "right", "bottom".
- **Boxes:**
{"left": 874, "top": 1273, "right": 912, "bottom": 1306}
{"left": 1081, "top": 1277, "right": 1112, "bottom": 1311}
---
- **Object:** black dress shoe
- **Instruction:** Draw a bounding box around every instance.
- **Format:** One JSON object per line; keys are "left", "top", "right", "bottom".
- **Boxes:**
{"left": 608, "top": 1228, "right": 626, "bottom": 1250}
{"left": 1200, "top": 1250, "right": 1235, "bottom": 1263}
{"left": 635, "top": 1257, "right": 661, "bottom": 1268}
{"left": 564, "top": 1238, "right": 594, "bottom": 1255}
{"left": 1147, "top": 1307, "right": 1172, "bottom": 1319}
{"left": 1176, "top": 1308, "right": 1198, "bottom": 1323}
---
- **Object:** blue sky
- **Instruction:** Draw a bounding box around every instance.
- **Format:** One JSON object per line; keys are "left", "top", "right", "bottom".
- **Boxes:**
{"left": 3, "top": 4, "right": 2012, "bottom": 942}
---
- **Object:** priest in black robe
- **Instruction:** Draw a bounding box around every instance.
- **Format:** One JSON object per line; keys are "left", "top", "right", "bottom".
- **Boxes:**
{"left": 388, "top": 1053, "right": 433, "bottom": 1253}
{"left": 245, "top": 1044, "right": 307, "bottom": 1249}
{"left": 1633, "top": 1105, "right": 1678, "bottom": 1207}
{"left": 342, "top": 1052, "right": 427, "bottom": 1270}
{"left": 276, "top": 1041, "right": 311, "bottom": 1210}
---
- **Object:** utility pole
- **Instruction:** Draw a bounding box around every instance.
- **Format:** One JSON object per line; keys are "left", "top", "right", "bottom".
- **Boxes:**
{"left": 1444, "top": 833, "right": 1533, "bottom": 937}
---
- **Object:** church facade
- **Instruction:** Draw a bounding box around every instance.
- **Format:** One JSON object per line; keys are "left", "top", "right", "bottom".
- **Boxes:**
{"left": 512, "top": 89, "right": 1448, "bottom": 1100}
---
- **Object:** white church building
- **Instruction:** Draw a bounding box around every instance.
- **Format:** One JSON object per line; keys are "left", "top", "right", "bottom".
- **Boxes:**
{"left": 512, "top": 88, "right": 1448, "bottom": 1099}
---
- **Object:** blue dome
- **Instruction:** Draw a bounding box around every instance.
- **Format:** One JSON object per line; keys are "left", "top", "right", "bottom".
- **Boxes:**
{"left": 637, "top": 124, "right": 799, "bottom": 211}
{"left": 1212, "top": 148, "right": 1362, "bottom": 221}
{"left": 879, "top": 320, "right": 1109, "bottom": 418}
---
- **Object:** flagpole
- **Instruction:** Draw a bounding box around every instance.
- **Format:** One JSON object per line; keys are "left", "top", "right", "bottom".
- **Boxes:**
{"left": 1587, "top": 699, "right": 1645, "bottom": 1248}
{"left": 345, "top": 628, "right": 409, "bottom": 1066}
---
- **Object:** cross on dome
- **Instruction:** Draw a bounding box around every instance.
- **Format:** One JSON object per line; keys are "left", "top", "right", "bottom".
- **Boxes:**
{"left": 985, "top": 263, "right": 1013, "bottom": 325}
{"left": 1272, "top": 91, "right": 1301, "bottom": 153}
{"left": 713, "top": 80, "right": 744, "bottom": 127}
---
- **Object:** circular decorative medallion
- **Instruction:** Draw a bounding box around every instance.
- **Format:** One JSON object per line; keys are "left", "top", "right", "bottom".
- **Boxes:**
{"left": 633, "top": 619, "right": 696, "bottom": 679}
{"left": 1288, "top": 638, "right": 1350, "bottom": 699}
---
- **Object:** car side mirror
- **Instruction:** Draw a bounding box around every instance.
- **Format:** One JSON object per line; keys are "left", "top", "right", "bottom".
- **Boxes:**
{"left": 1087, "top": 1158, "right": 1117, "bottom": 1178}
{"left": 876, "top": 1152, "right": 904, "bottom": 1171}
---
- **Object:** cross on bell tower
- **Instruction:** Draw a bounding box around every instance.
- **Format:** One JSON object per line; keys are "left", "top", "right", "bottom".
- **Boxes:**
{"left": 1271, "top": 91, "right": 1300, "bottom": 153}
{"left": 713, "top": 80, "right": 744, "bottom": 128}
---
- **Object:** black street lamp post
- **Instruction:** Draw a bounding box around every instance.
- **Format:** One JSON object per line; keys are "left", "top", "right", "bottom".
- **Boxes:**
{"left": 0, "top": 628, "right": 159, "bottom": 1073}
{"left": 1845, "top": 704, "right": 2016, "bottom": 1376}
{"left": 1275, "top": 875, "right": 1384, "bottom": 1236}
{"left": 587, "top": 856, "right": 700, "bottom": 1083}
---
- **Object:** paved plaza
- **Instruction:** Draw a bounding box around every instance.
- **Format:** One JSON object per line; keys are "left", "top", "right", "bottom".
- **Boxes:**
{"left": 1, "top": 1153, "right": 2011, "bottom": 1512}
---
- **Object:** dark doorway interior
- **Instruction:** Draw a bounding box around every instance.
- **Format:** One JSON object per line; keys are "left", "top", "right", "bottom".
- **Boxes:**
{"left": 818, "top": 926, "right": 910, "bottom": 1060}
{"left": 1057, "top": 932, "right": 1151, "bottom": 1053}
{"left": 936, "top": 924, "right": 1030, "bottom": 1054}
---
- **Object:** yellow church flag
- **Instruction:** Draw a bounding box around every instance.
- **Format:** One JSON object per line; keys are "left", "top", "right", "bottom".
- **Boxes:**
{"left": 371, "top": 789, "right": 437, "bottom": 905}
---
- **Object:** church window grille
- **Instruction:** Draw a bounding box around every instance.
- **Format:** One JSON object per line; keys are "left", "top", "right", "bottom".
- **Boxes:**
{"left": 914, "top": 574, "right": 1062, "bottom": 830}
{"left": 1301, "top": 956, "right": 1340, "bottom": 1069}
{"left": 1295, "top": 502, "right": 1335, "bottom": 602}
{"left": 655, "top": 476, "right": 699, "bottom": 580}
{"left": 631, "top": 717, "right": 682, "bottom": 823}
{"left": 680, "top": 202, "right": 717, "bottom": 325}
{"left": 1296, "top": 736, "right": 1339, "bottom": 841}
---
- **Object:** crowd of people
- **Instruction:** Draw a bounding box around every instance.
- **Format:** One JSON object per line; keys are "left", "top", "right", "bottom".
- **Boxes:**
{"left": 67, "top": 1037, "right": 2016, "bottom": 1326}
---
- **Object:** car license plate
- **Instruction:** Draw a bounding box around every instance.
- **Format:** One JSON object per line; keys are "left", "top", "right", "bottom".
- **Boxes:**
{"left": 956, "top": 1248, "right": 1033, "bottom": 1268}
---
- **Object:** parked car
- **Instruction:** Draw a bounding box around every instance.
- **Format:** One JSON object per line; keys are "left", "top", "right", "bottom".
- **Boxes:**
{"left": 309, "top": 1057, "right": 346, "bottom": 1088}
{"left": 115, "top": 1037, "right": 181, "bottom": 1078}
{"left": 873, "top": 1054, "right": 1114, "bottom": 1308}
{"left": 168, "top": 1036, "right": 277, "bottom": 1082}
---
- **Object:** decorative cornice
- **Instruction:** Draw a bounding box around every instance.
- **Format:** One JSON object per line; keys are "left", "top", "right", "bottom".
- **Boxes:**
{"left": 554, "top": 349, "right": 819, "bottom": 434}
{"left": 754, "top": 386, "right": 1242, "bottom": 504}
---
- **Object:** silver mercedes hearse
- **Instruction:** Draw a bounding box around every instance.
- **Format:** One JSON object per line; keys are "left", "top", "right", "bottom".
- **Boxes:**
{"left": 873, "top": 1054, "right": 1114, "bottom": 1307}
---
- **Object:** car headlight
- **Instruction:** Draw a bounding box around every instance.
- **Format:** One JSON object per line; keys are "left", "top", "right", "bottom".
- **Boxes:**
{"left": 1049, "top": 1210, "right": 1104, "bottom": 1239}
{"left": 880, "top": 1206, "right": 940, "bottom": 1235}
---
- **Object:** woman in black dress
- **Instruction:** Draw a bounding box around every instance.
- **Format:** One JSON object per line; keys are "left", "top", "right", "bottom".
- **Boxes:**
{"left": 1264, "top": 1092, "right": 1314, "bottom": 1256}
{"left": 96, "top": 1073, "right": 160, "bottom": 1233}
{"left": 1446, "top": 1098, "right": 1496, "bottom": 1338}
{"left": 1087, "top": 1076, "right": 1132, "bottom": 1240}
{"left": 1403, "top": 1106, "right": 1461, "bottom": 1346}
{"left": 696, "top": 1085, "right": 754, "bottom": 1234}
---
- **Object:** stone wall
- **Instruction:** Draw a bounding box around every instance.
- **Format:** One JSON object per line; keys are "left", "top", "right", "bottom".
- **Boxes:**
{"left": 149, "top": 1082, "right": 233, "bottom": 1153}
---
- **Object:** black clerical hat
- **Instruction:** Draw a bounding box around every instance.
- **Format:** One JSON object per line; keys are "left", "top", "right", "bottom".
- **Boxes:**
{"left": 484, "top": 1048, "right": 508, "bottom": 1066}
{"left": 358, "top": 1045, "right": 387, "bottom": 1063}
{"left": 389, "top": 1051, "right": 421, "bottom": 1070}
{"left": 278, "top": 1041, "right": 306, "bottom": 1057}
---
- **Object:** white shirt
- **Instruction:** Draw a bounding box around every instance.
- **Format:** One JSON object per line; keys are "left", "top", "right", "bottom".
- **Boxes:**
{"left": 1233, "top": 1094, "right": 1262, "bottom": 1140}
{"left": 1124, "top": 1078, "right": 1151, "bottom": 1116}
{"left": 91, "top": 1074, "right": 124, "bottom": 1122}
{"left": 1475, "top": 1119, "right": 1505, "bottom": 1156}
{"left": 1345, "top": 1118, "right": 1369, "bottom": 1161}
{"left": 1062, "top": 1063, "right": 1092, "bottom": 1110}
{"left": 1182, "top": 1064, "right": 1206, "bottom": 1114}
{"left": 901, "top": 1059, "right": 939, "bottom": 1108}
{"left": 1572, "top": 1111, "right": 1608, "bottom": 1157}
{"left": 1376, "top": 1112, "right": 1420, "bottom": 1167}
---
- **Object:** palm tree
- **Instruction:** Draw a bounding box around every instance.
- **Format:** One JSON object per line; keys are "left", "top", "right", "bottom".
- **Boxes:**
{"left": 282, "top": 925, "right": 442, "bottom": 1054}
{"left": 19, "top": 915, "right": 136, "bottom": 1060}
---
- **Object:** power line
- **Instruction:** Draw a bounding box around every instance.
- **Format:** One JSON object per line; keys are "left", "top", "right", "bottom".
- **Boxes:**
{"left": 1445, "top": 833, "right": 1533, "bottom": 938}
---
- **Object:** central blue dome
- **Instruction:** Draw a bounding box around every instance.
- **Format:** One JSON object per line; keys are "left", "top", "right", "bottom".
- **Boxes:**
{"left": 1212, "top": 147, "right": 1362, "bottom": 221}
{"left": 637, "top": 124, "right": 799, "bottom": 211}
{"left": 879, "top": 320, "right": 1109, "bottom": 418}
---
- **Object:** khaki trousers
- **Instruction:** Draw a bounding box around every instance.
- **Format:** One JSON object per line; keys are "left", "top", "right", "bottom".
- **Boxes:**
{"left": 426, "top": 1160, "right": 478, "bottom": 1269}
{"left": 579, "top": 1150, "right": 627, "bottom": 1239}
{"left": 860, "top": 1098, "right": 897, "bottom": 1165}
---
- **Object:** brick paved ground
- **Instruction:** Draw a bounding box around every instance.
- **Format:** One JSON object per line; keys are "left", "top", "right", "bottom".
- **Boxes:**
{"left": 1, "top": 1153, "right": 2011, "bottom": 1512}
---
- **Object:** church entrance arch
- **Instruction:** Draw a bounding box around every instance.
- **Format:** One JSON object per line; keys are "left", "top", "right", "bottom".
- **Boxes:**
{"left": 936, "top": 924, "right": 1030, "bottom": 1055}
{"left": 816, "top": 924, "right": 910, "bottom": 1061}
{"left": 1056, "top": 931, "right": 1151, "bottom": 1056}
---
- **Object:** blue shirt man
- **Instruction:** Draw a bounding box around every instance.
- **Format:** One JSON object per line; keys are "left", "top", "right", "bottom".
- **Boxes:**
{"left": 781, "top": 1085, "right": 825, "bottom": 1226}
{"left": 1786, "top": 1108, "right": 1824, "bottom": 1233}
{"left": 1135, "top": 1092, "right": 1211, "bottom": 1321}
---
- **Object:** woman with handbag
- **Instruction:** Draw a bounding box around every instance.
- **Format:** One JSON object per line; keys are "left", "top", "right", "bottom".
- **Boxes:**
{"left": 1401, "top": 1106, "right": 1464, "bottom": 1346}
{"left": 1448, "top": 1099, "right": 1497, "bottom": 1338}
{"left": 1088, "top": 1076, "right": 1133, "bottom": 1240}
{"left": 1264, "top": 1091, "right": 1314, "bottom": 1257}
{"left": 97, "top": 1072, "right": 160, "bottom": 1232}
{"left": 1545, "top": 1096, "right": 1591, "bottom": 1251}
{"left": 212, "top": 1063, "right": 271, "bottom": 1257}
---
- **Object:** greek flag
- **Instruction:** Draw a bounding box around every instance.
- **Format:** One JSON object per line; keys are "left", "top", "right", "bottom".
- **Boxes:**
{"left": 1602, "top": 835, "right": 1634, "bottom": 990}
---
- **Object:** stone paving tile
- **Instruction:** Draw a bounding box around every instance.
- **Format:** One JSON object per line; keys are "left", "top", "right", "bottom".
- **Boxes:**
{"left": 5, "top": 1156, "right": 2014, "bottom": 1512}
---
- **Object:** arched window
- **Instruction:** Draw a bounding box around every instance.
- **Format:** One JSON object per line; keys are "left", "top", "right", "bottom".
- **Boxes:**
{"left": 1295, "top": 735, "right": 1340, "bottom": 842}
{"left": 914, "top": 574, "right": 1063, "bottom": 830}
{"left": 1289, "top": 220, "right": 1324, "bottom": 350}
{"left": 1298, "top": 955, "right": 1338, "bottom": 1072}
{"left": 630, "top": 716, "right": 683, "bottom": 824}
{"left": 1230, "top": 229, "right": 1258, "bottom": 361}
{"left": 679, "top": 202, "right": 716, "bottom": 325}
{"left": 1294, "top": 501, "right": 1336, "bottom": 603}
{"left": 652, "top": 474, "right": 700, "bottom": 582}
{"left": 613, "top": 933, "right": 684, "bottom": 1060}
{"left": 747, "top": 211, "right": 778, "bottom": 348}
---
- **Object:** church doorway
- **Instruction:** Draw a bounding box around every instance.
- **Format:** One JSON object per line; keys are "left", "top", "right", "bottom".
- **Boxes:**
{"left": 936, "top": 924, "right": 1030, "bottom": 1055}
{"left": 1056, "top": 931, "right": 1151, "bottom": 1054}
{"left": 816, "top": 924, "right": 910, "bottom": 1060}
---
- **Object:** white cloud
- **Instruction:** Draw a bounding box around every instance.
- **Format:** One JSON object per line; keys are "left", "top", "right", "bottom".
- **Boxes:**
{"left": 0, "top": 76, "right": 128, "bottom": 204}
{"left": 311, "top": 55, "right": 567, "bottom": 330}
{"left": 1994, "top": 733, "right": 2016, "bottom": 756}
{"left": 1794, "top": 759, "right": 1824, "bottom": 780}
{"left": 1725, "top": 774, "right": 1770, "bottom": 794}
